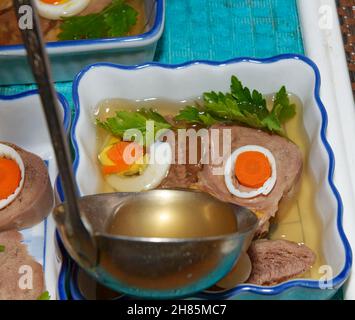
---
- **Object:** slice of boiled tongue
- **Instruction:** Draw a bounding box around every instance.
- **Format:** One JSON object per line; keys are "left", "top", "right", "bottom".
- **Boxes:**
{"left": 0, "top": 0, "right": 11, "bottom": 12}
{"left": 80, "top": 0, "right": 113, "bottom": 15}
{"left": 0, "top": 142, "right": 54, "bottom": 231}
{"left": 0, "top": 230, "right": 45, "bottom": 300}
{"left": 197, "top": 125, "right": 303, "bottom": 237}
{"left": 246, "top": 239, "right": 316, "bottom": 286}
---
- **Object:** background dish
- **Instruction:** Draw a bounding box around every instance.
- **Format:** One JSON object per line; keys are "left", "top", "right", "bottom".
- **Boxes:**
{"left": 0, "top": 0, "right": 164, "bottom": 85}
{"left": 0, "top": 90, "right": 71, "bottom": 299}
{"left": 66, "top": 54, "right": 352, "bottom": 300}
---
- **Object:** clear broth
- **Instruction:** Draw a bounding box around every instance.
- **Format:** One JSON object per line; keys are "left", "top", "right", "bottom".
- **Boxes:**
{"left": 107, "top": 194, "right": 238, "bottom": 238}
{"left": 95, "top": 95, "right": 325, "bottom": 280}
{"left": 126, "top": 0, "right": 147, "bottom": 36}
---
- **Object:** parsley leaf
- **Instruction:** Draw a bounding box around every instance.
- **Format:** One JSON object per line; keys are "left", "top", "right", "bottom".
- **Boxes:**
{"left": 37, "top": 291, "right": 51, "bottom": 300}
{"left": 0, "top": 245, "right": 4, "bottom": 253}
{"left": 272, "top": 86, "right": 297, "bottom": 123}
{"left": 97, "top": 109, "right": 171, "bottom": 146}
{"left": 174, "top": 106, "right": 218, "bottom": 126}
{"left": 175, "top": 76, "right": 296, "bottom": 135}
{"left": 105, "top": 2, "right": 138, "bottom": 38}
{"left": 58, "top": 0, "right": 138, "bottom": 41}
{"left": 230, "top": 76, "right": 269, "bottom": 119}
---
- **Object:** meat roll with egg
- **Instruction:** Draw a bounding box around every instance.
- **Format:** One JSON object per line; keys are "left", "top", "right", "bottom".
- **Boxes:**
{"left": 0, "top": 142, "right": 53, "bottom": 231}
{"left": 197, "top": 125, "right": 303, "bottom": 237}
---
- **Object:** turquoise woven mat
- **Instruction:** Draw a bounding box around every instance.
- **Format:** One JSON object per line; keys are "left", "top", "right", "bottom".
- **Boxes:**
{"left": 0, "top": 0, "right": 343, "bottom": 300}
{"left": 156, "top": 0, "right": 304, "bottom": 62}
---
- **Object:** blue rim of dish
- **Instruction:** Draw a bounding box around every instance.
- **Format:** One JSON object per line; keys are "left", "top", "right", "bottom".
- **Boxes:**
{"left": 56, "top": 231, "right": 70, "bottom": 300}
{"left": 0, "top": 0, "right": 164, "bottom": 52}
{"left": 58, "top": 53, "right": 352, "bottom": 300}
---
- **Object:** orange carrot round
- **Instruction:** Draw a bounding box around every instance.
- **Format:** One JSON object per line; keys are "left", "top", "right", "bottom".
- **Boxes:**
{"left": 102, "top": 165, "right": 122, "bottom": 175}
{"left": 105, "top": 142, "right": 143, "bottom": 174}
{"left": 0, "top": 158, "right": 21, "bottom": 200}
{"left": 40, "top": 0, "right": 66, "bottom": 4}
{"left": 235, "top": 151, "right": 271, "bottom": 188}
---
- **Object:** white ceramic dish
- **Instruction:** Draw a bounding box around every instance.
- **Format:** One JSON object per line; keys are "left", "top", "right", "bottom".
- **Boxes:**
{"left": 65, "top": 55, "right": 352, "bottom": 300}
{"left": 297, "top": 0, "right": 355, "bottom": 300}
{"left": 0, "top": 0, "right": 164, "bottom": 85}
{"left": 0, "top": 90, "right": 70, "bottom": 300}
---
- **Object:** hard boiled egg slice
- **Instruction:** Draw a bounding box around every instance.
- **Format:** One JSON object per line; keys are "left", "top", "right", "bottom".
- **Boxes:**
{"left": 224, "top": 145, "right": 276, "bottom": 199}
{"left": 35, "top": 0, "right": 90, "bottom": 20}
{"left": 105, "top": 141, "right": 172, "bottom": 192}
{"left": 0, "top": 144, "right": 25, "bottom": 210}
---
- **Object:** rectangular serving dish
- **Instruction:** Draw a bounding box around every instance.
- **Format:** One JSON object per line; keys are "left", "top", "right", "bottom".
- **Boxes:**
{"left": 63, "top": 54, "right": 352, "bottom": 300}
{"left": 0, "top": 90, "right": 71, "bottom": 300}
{"left": 0, "top": 0, "right": 164, "bottom": 85}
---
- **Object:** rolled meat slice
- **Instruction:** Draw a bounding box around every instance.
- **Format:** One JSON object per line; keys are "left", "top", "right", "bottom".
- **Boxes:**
{"left": 0, "top": 142, "right": 53, "bottom": 231}
{"left": 197, "top": 125, "right": 303, "bottom": 236}
{"left": 0, "top": 230, "right": 45, "bottom": 300}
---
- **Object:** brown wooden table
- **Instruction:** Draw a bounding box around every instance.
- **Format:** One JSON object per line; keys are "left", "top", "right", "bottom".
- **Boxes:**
{"left": 337, "top": 0, "right": 355, "bottom": 96}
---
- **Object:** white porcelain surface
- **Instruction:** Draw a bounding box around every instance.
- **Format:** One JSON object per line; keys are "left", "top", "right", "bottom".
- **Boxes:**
{"left": 70, "top": 56, "right": 351, "bottom": 299}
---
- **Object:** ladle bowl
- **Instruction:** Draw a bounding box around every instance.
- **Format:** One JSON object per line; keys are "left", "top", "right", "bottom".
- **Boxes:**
{"left": 54, "top": 190, "right": 258, "bottom": 299}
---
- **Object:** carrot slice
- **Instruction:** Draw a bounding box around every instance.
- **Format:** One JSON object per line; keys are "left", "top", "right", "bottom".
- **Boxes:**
{"left": 102, "top": 165, "right": 121, "bottom": 175}
{"left": 105, "top": 142, "right": 143, "bottom": 174}
{"left": 235, "top": 151, "right": 271, "bottom": 188}
{"left": 0, "top": 158, "right": 21, "bottom": 200}
{"left": 40, "top": 0, "right": 66, "bottom": 4}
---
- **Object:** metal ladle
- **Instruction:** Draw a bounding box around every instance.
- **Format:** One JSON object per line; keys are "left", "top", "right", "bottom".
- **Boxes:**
{"left": 13, "top": 0, "right": 97, "bottom": 268}
{"left": 14, "top": 0, "right": 258, "bottom": 298}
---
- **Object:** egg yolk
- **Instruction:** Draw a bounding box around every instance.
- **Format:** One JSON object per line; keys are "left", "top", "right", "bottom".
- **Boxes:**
{"left": 40, "top": 0, "right": 68, "bottom": 5}
{"left": 235, "top": 151, "right": 271, "bottom": 189}
{"left": 0, "top": 158, "right": 21, "bottom": 200}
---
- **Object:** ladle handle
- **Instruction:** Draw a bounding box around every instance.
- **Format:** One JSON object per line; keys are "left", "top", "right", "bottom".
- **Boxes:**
{"left": 13, "top": 0, "right": 97, "bottom": 267}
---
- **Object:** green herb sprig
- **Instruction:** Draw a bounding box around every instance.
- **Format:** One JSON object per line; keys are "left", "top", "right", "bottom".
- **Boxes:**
{"left": 58, "top": 0, "right": 138, "bottom": 41}
{"left": 37, "top": 291, "right": 51, "bottom": 300}
{"left": 97, "top": 108, "right": 172, "bottom": 146}
{"left": 175, "top": 76, "right": 296, "bottom": 135}
{"left": 0, "top": 245, "right": 5, "bottom": 253}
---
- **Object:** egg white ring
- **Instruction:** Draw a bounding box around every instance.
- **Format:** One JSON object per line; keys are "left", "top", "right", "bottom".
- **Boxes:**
{"left": 105, "top": 141, "right": 172, "bottom": 192}
{"left": 35, "top": 0, "right": 91, "bottom": 20}
{"left": 0, "top": 144, "right": 26, "bottom": 210}
{"left": 224, "top": 145, "right": 277, "bottom": 199}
